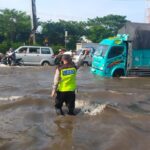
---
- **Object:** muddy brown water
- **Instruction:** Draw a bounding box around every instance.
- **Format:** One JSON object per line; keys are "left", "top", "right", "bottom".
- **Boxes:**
{"left": 0, "top": 66, "right": 150, "bottom": 150}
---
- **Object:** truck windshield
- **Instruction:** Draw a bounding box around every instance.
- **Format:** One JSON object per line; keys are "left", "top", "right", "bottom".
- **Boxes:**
{"left": 95, "top": 45, "right": 109, "bottom": 57}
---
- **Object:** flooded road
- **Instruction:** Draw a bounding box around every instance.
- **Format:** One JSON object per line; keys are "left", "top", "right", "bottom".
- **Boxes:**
{"left": 0, "top": 66, "right": 150, "bottom": 150}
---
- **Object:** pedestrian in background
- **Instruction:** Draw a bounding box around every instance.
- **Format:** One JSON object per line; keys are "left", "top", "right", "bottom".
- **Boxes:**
{"left": 54, "top": 48, "right": 66, "bottom": 65}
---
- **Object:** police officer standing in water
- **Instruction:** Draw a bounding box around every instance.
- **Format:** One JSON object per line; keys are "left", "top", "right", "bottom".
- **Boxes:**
{"left": 51, "top": 51, "right": 87, "bottom": 115}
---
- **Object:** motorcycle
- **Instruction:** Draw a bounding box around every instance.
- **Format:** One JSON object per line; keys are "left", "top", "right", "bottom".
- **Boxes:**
{"left": 1, "top": 56, "right": 23, "bottom": 66}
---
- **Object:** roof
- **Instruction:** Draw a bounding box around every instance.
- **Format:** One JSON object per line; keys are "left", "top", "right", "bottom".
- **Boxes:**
{"left": 118, "top": 22, "right": 150, "bottom": 49}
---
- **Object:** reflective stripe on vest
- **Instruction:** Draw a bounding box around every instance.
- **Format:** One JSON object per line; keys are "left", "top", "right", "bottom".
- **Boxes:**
{"left": 58, "top": 67, "right": 77, "bottom": 92}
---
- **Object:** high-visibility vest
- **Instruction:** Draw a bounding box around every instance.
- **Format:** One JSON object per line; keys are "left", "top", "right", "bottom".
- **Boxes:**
{"left": 58, "top": 67, "right": 77, "bottom": 92}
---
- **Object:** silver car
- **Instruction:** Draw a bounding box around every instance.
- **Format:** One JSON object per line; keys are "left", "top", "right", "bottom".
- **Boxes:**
{"left": 15, "top": 46, "right": 55, "bottom": 66}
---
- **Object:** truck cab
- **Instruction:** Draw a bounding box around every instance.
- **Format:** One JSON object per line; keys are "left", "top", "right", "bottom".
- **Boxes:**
{"left": 91, "top": 22, "right": 150, "bottom": 77}
{"left": 91, "top": 35, "right": 128, "bottom": 77}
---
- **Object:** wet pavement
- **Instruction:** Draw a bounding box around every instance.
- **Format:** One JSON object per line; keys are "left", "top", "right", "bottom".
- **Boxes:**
{"left": 0, "top": 66, "right": 150, "bottom": 150}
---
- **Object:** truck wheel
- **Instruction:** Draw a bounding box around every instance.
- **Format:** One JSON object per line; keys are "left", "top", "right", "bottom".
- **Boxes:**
{"left": 113, "top": 69, "right": 124, "bottom": 77}
{"left": 42, "top": 61, "right": 50, "bottom": 66}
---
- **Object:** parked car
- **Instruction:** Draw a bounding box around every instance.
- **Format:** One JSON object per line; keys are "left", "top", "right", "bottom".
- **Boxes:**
{"left": 14, "top": 46, "right": 55, "bottom": 66}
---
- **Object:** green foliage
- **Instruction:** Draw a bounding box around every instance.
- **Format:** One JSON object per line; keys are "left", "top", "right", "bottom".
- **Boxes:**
{"left": 87, "top": 26, "right": 106, "bottom": 43}
{"left": 0, "top": 9, "right": 31, "bottom": 53}
{"left": 41, "top": 20, "right": 86, "bottom": 50}
{"left": 0, "top": 8, "right": 128, "bottom": 54}
{"left": 0, "top": 9, "right": 31, "bottom": 41}
{"left": 86, "top": 14, "right": 127, "bottom": 42}
{"left": 51, "top": 44, "right": 64, "bottom": 54}
{"left": 0, "top": 41, "right": 10, "bottom": 54}
{"left": 0, "top": 41, "right": 23, "bottom": 54}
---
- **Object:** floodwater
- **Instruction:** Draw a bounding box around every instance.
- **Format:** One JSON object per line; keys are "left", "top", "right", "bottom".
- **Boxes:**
{"left": 0, "top": 66, "right": 150, "bottom": 150}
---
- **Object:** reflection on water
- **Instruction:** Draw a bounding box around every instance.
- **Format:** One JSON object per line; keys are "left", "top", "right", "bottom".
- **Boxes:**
{"left": 51, "top": 117, "right": 75, "bottom": 150}
{"left": 0, "top": 66, "right": 150, "bottom": 150}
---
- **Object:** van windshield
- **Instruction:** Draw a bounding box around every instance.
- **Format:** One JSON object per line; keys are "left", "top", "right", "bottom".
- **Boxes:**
{"left": 95, "top": 45, "right": 109, "bottom": 57}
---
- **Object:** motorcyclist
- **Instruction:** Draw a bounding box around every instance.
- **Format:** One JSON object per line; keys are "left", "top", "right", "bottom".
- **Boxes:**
{"left": 6, "top": 48, "right": 16, "bottom": 65}
{"left": 54, "top": 49, "right": 66, "bottom": 65}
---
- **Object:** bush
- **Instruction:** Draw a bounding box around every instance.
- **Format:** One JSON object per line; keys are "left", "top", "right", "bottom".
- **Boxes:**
{"left": 51, "top": 44, "right": 64, "bottom": 54}
{"left": 0, "top": 41, "right": 10, "bottom": 54}
{"left": 0, "top": 41, "right": 25, "bottom": 54}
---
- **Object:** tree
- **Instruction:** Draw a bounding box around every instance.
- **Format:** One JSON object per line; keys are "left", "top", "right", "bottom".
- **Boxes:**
{"left": 41, "top": 20, "right": 86, "bottom": 50}
{"left": 0, "top": 9, "right": 31, "bottom": 44}
{"left": 86, "top": 26, "right": 111, "bottom": 43}
{"left": 86, "top": 15, "right": 127, "bottom": 42}
{"left": 0, "top": 9, "right": 128, "bottom": 54}
{"left": 0, "top": 9, "right": 32, "bottom": 53}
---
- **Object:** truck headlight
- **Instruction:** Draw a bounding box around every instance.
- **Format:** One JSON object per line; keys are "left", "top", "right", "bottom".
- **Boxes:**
{"left": 100, "top": 67, "right": 104, "bottom": 71}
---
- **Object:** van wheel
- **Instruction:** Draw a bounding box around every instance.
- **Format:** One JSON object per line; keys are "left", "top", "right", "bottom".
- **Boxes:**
{"left": 113, "top": 69, "right": 125, "bottom": 77}
{"left": 42, "top": 61, "right": 50, "bottom": 66}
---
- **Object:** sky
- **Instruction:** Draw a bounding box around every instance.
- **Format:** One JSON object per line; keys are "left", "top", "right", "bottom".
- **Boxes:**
{"left": 0, "top": 0, "right": 148, "bottom": 23}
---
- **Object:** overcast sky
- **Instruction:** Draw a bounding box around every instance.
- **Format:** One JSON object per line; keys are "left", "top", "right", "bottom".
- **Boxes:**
{"left": 0, "top": 0, "right": 147, "bottom": 23}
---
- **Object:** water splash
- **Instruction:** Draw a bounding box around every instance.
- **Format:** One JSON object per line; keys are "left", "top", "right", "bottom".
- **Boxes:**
{"left": 76, "top": 100, "right": 108, "bottom": 116}
{"left": 0, "top": 96, "right": 23, "bottom": 101}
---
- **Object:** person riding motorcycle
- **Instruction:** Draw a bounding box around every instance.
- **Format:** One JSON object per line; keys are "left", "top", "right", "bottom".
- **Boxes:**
{"left": 6, "top": 48, "right": 16, "bottom": 65}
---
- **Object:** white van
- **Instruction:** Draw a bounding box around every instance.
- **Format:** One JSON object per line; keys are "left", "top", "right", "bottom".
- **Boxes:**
{"left": 15, "top": 46, "right": 55, "bottom": 66}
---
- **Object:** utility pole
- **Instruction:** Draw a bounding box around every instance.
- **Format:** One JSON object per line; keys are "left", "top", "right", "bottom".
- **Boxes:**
{"left": 30, "top": 0, "right": 37, "bottom": 44}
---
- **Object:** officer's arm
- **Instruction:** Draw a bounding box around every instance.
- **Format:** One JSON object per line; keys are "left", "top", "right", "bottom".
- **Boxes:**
{"left": 51, "top": 68, "right": 60, "bottom": 97}
{"left": 76, "top": 53, "right": 87, "bottom": 69}
{"left": 53, "top": 68, "right": 60, "bottom": 90}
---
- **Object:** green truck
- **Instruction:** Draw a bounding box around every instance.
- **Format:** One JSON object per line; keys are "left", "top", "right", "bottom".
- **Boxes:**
{"left": 91, "top": 22, "right": 150, "bottom": 77}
